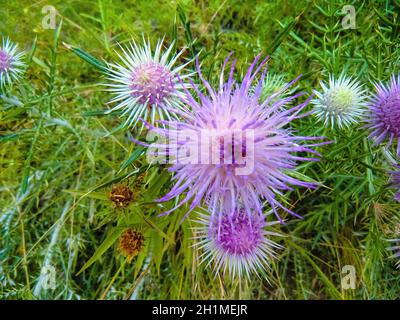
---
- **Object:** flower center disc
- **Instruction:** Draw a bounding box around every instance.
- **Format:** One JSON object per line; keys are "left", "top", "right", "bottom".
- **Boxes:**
{"left": 325, "top": 87, "right": 355, "bottom": 113}
{"left": 129, "top": 62, "right": 174, "bottom": 105}
{"left": 210, "top": 211, "right": 263, "bottom": 256}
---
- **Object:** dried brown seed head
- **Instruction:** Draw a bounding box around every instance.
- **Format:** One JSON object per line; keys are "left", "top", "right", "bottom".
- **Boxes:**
{"left": 119, "top": 229, "right": 145, "bottom": 259}
{"left": 109, "top": 184, "right": 134, "bottom": 208}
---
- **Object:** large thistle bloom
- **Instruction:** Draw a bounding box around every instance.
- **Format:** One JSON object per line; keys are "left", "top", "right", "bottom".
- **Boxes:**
{"left": 365, "top": 74, "right": 400, "bottom": 155}
{"left": 312, "top": 74, "right": 366, "bottom": 129}
{"left": 193, "top": 208, "right": 282, "bottom": 278}
{"left": 0, "top": 37, "right": 25, "bottom": 87}
{"left": 144, "top": 54, "right": 327, "bottom": 222}
{"left": 105, "top": 38, "right": 190, "bottom": 129}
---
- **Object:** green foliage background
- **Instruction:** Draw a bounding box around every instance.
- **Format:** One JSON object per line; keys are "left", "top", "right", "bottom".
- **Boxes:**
{"left": 0, "top": 0, "right": 399, "bottom": 299}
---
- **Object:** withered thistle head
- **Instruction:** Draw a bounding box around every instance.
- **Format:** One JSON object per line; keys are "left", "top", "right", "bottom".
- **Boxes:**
{"left": 109, "top": 184, "right": 134, "bottom": 208}
{"left": 119, "top": 229, "right": 145, "bottom": 260}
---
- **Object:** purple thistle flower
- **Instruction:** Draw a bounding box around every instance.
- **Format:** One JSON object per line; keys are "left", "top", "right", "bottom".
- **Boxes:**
{"left": 143, "top": 53, "right": 327, "bottom": 222}
{"left": 387, "top": 238, "right": 400, "bottom": 269}
{"left": 365, "top": 74, "right": 400, "bottom": 155}
{"left": 0, "top": 37, "right": 25, "bottom": 87}
{"left": 0, "top": 51, "right": 10, "bottom": 71}
{"left": 390, "top": 164, "right": 400, "bottom": 202}
{"left": 105, "top": 38, "right": 191, "bottom": 129}
{"left": 193, "top": 208, "right": 282, "bottom": 278}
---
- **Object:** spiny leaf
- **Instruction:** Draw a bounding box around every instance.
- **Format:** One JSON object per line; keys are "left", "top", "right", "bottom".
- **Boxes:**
{"left": 64, "top": 42, "right": 108, "bottom": 73}
{"left": 77, "top": 227, "right": 125, "bottom": 275}
{"left": 118, "top": 146, "right": 145, "bottom": 173}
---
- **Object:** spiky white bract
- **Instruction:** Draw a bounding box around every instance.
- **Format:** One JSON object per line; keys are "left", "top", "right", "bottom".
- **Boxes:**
{"left": 312, "top": 74, "right": 366, "bottom": 129}
{"left": 260, "top": 73, "right": 296, "bottom": 105}
{"left": 193, "top": 209, "right": 282, "bottom": 279}
{"left": 105, "top": 38, "right": 191, "bottom": 129}
{"left": 0, "top": 37, "right": 25, "bottom": 87}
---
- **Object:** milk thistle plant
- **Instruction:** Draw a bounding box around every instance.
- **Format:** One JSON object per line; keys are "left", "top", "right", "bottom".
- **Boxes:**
{"left": 1, "top": 0, "right": 400, "bottom": 301}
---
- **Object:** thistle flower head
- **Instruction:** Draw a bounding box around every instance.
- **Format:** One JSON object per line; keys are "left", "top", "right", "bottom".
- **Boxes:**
{"left": 0, "top": 37, "right": 25, "bottom": 87}
{"left": 312, "top": 74, "right": 366, "bottom": 129}
{"left": 105, "top": 38, "right": 190, "bottom": 129}
{"left": 119, "top": 229, "right": 145, "bottom": 260}
{"left": 390, "top": 165, "right": 400, "bottom": 202}
{"left": 365, "top": 74, "right": 400, "bottom": 155}
{"left": 194, "top": 209, "right": 282, "bottom": 278}
{"left": 109, "top": 184, "right": 134, "bottom": 208}
{"left": 148, "top": 54, "right": 326, "bottom": 222}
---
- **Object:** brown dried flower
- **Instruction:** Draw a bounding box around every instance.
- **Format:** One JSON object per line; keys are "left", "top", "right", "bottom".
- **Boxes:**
{"left": 119, "top": 229, "right": 145, "bottom": 260}
{"left": 109, "top": 184, "right": 134, "bottom": 208}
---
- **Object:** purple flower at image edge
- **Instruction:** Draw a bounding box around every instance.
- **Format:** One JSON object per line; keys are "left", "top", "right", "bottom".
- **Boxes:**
{"left": 0, "top": 37, "right": 25, "bottom": 86}
{"left": 390, "top": 164, "right": 400, "bottom": 202}
{"left": 365, "top": 74, "right": 400, "bottom": 155}
{"left": 387, "top": 238, "right": 400, "bottom": 269}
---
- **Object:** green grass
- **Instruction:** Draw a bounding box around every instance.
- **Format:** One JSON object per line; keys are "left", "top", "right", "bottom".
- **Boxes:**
{"left": 1, "top": 0, "right": 400, "bottom": 300}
